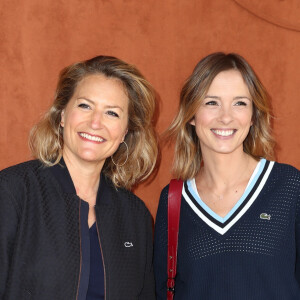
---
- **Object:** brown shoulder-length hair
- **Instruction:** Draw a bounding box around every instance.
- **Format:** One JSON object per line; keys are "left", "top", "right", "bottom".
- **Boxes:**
{"left": 29, "top": 56, "right": 158, "bottom": 189}
{"left": 167, "top": 52, "right": 275, "bottom": 180}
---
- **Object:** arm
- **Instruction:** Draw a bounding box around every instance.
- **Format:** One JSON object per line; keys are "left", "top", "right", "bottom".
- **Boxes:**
{"left": 0, "top": 179, "right": 20, "bottom": 298}
{"left": 139, "top": 210, "right": 156, "bottom": 300}
{"left": 154, "top": 186, "right": 169, "bottom": 300}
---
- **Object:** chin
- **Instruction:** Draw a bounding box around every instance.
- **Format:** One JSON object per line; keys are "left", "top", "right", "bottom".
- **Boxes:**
{"left": 215, "top": 146, "right": 242, "bottom": 155}
{"left": 77, "top": 151, "right": 106, "bottom": 163}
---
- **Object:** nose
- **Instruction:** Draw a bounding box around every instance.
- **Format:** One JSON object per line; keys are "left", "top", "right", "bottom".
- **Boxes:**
{"left": 218, "top": 105, "right": 233, "bottom": 125}
{"left": 89, "top": 111, "right": 103, "bottom": 129}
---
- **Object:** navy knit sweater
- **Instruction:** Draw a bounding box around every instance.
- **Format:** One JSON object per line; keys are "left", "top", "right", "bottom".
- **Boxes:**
{"left": 154, "top": 160, "right": 300, "bottom": 299}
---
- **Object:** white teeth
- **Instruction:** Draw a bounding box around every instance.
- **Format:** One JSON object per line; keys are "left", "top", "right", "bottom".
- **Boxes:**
{"left": 79, "top": 133, "right": 104, "bottom": 142}
{"left": 212, "top": 129, "right": 235, "bottom": 137}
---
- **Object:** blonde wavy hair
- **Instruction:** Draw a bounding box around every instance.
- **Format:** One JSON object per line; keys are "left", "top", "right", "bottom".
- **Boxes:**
{"left": 167, "top": 52, "right": 275, "bottom": 180}
{"left": 30, "top": 56, "right": 158, "bottom": 189}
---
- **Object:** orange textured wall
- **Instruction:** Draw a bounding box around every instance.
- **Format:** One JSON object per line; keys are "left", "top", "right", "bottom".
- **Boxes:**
{"left": 1, "top": 0, "right": 300, "bottom": 218}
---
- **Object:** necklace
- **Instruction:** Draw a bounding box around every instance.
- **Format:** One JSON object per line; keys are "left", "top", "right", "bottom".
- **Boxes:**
{"left": 198, "top": 157, "right": 252, "bottom": 205}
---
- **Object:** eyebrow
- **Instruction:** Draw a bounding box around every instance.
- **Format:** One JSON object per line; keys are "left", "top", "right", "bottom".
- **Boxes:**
{"left": 76, "top": 97, "right": 124, "bottom": 111}
{"left": 204, "top": 95, "right": 251, "bottom": 101}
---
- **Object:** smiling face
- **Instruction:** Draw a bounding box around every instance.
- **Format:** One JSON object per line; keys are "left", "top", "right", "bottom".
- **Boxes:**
{"left": 190, "top": 70, "right": 253, "bottom": 157}
{"left": 60, "top": 74, "right": 129, "bottom": 168}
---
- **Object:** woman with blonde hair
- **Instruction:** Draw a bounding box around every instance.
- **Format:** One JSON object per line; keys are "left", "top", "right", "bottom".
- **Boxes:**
{"left": 0, "top": 55, "right": 157, "bottom": 299}
{"left": 154, "top": 52, "right": 300, "bottom": 299}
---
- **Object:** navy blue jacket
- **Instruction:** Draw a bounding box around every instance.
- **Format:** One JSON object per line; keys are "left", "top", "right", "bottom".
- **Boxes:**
{"left": 0, "top": 160, "right": 155, "bottom": 300}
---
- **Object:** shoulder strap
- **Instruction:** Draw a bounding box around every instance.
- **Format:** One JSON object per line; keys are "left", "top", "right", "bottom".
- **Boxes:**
{"left": 167, "top": 179, "right": 183, "bottom": 300}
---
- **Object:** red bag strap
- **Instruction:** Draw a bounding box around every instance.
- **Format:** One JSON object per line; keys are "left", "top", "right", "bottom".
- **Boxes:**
{"left": 167, "top": 179, "right": 183, "bottom": 300}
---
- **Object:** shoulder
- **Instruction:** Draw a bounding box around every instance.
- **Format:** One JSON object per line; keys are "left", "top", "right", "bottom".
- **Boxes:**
{"left": 161, "top": 183, "right": 170, "bottom": 196}
{"left": 0, "top": 159, "right": 44, "bottom": 175}
{"left": 271, "top": 161, "right": 300, "bottom": 183}
{"left": 0, "top": 160, "right": 47, "bottom": 215}
{"left": 157, "top": 184, "right": 170, "bottom": 208}
{"left": 159, "top": 179, "right": 186, "bottom": 203}
{"left": 273, "top": 160, "right": 299, "bottom": 172}
{"left": 156, "top": 180, "right": 186, "bottom": 218}
{"left": 268, "top": 161, "right": 300, "bottom": 210}
{"left": 0, "top": 160, "right": 56, "bottom": 199}
{"left": 104, "top": 176, "right": 152, "bottom": 218}
{"left": 0, "top": 160, "right": 45, "bottom": 184}
{"left": 272, "top": 163, "right": 300, "bottom": 222}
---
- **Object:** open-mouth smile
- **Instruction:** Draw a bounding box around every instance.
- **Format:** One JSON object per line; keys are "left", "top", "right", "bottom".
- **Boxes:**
{"left": 211, "top": 129, "right": 236, "bottom": 137}
{"left": 78, "top": 132, "right": 105, "bottom": 142}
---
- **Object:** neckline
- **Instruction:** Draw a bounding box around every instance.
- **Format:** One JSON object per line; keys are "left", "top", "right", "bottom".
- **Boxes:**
{"left": 89, "top": 222, "right": 96, "bottom": 231}
{"left": 48, "top": 158, "right": 113, "bottom": 206}
{"left": 188, "top": 158, "right": 266, "bottom": 223}
{"left": 182, "top": 159, "right": 275, "bottom": 235}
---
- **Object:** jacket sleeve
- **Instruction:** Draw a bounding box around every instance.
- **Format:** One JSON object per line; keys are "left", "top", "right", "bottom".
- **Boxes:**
{"left": 0, "top": 178, "right": 20, "bottom": 298}
{"left": 153, "top": 186, "right": 169, "bottom": 300}
{"left": 139, "top": 210, "right": 156, "bottom": 299}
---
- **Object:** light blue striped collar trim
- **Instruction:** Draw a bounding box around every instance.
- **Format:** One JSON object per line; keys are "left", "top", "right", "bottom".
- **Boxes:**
{"left": 187, "top": 158, "right": 266, "bottom": 223}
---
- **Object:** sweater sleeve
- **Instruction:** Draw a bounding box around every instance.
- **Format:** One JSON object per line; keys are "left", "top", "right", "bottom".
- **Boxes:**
{"left": 295, "top": 190, "right": 300, "bottom": 285}
{"left": 139, "top": 210, "right": 156, "bottom": 300}
{"left": 0, "top": 179, "right": 20, "bottom": 298}
{"left": 153, "top": 185, "right": 169, "bottom": 300}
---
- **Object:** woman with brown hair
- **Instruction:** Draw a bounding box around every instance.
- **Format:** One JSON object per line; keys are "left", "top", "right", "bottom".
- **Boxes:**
{"left": 154, "top": 52, "right": 300, "bottom": 299}
{"left": 0, "top": 56, "right": 157, "bottom": 299}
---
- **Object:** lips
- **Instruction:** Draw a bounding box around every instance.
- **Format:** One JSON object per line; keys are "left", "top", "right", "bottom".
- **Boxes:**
{"left": 211, "top": 129, "right": 236, "bottom": 137}
{"left": 78, "top": 132, "right": 104, "bottom": 142}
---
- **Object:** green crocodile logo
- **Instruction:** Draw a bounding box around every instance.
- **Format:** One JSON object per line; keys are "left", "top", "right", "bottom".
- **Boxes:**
{"left": 260, "top": 213, "right": 271, "bottom": 220}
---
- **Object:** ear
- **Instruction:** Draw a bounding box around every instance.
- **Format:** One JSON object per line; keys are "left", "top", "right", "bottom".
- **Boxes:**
{"left": 189, "top": 117, "right": 195, "bottom": 126}
{"left": 60, "top": 110, "right": 65, "bottom": 127}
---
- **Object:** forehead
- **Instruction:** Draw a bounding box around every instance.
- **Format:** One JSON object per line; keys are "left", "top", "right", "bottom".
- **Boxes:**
{"left": 71, "top": 74, "right": 129, "bottom": 106}
{"left": 75, "top": 74, "right": 126, "bottom": 94}
{"left": 206, "top": 70, "right": 250, "bottom": 96}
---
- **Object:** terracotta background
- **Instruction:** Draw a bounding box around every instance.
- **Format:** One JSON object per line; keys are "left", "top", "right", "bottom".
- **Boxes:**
{"left": 1, "top": 0, "right": 299, "bottom": 218}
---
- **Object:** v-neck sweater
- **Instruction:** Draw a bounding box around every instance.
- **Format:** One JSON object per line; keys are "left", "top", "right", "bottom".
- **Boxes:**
{"left": 154, "top": 160, "right": 300, "bottom": 299}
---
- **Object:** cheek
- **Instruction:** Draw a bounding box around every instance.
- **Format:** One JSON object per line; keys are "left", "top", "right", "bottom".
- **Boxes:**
{"left": 242, "top": 111, "right": 253, "bottom": 126}
{"left": 194, "top": 111, "right": 213, "bottom": 128}
{"left": 109, "top": 122, "right": 128, "bottom": 140}
{"left": 63, "top": 110, "right": 83, "bottom": 129}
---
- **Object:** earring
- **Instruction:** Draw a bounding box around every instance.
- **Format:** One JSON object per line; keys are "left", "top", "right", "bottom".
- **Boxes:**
{"left": 111, "top": 141, "right": 129, "bottom": 167}
{"left": 57, "top": 122, "right": 64, "bottom": 150}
